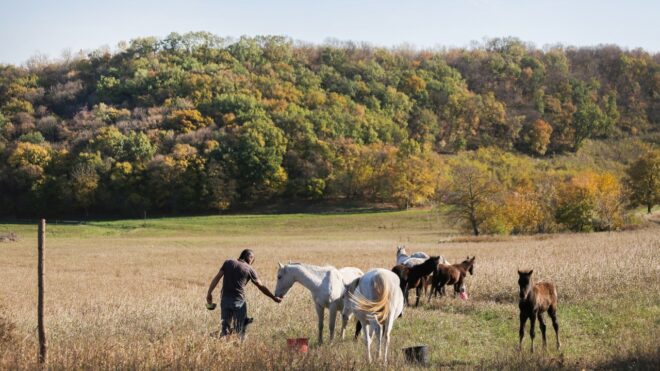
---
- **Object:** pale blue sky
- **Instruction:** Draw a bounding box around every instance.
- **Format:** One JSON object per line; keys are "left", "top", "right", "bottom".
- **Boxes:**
{"left": 1, "top": 0, "right": 658, "bottom": 65}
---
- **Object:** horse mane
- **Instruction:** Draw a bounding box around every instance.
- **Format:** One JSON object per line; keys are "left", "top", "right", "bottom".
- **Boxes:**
{"left": 285, "top": 262, "right": 336, "bottom": 273}
{"left": 346, "top": 277, "right": 360, "bottom": 293}
{"left": 392, "top": 264, "right": 409, "bottom": 279}
{"left": 410, "top": 256, "right": 440, "bottom": 275}
{"left": 349, "top": 273, "right": 392, "bottom": 324}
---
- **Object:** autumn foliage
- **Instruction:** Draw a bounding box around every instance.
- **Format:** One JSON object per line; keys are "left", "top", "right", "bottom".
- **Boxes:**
{"left": 0, "top": 33, "right": 657, "bottom": 220}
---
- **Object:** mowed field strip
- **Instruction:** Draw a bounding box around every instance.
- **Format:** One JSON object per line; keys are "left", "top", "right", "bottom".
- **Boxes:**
{"left": 1, "top": 210, "right": 659, "bottom": 369}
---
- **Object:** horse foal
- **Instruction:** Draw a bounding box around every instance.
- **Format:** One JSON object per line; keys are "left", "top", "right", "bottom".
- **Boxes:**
{"left": 429, "top": 256, "right": 475, "bottom": 299}
{"left": 517, "top": 270, "right": 560, "bottom": 353}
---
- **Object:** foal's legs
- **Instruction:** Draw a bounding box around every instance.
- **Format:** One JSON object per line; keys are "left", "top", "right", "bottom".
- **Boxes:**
{"left": 429, "top": 274, "right": 444, "bottom": 300}
{"left": 518, "top": 312, "right": 527, "bottom": 351}
{"left": 403, "top": 283, "right": 410, "bottom": 306}
{"left": 415, "top": 285, "right": 422, "bottom": 307}
{"left": 548, "top": 306, "right": 561, "bottom": 350}
{"left": 529, "top": 313, "right": 537, "bottom": 353}
{"left": 428, "top": 274, "right": 437, "bottom": 301}
{"left": 422, "top": 276, "right": 431, "bottom": 298}
{"left": 537, "top": 312, "right": 547, "bottom": 350}
{"left": 315, "top": 304, "right": 325, "bottom": 345}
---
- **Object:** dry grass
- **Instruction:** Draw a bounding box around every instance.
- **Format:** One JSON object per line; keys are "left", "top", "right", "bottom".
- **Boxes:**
{"left": 0, "top": 210, "right": 658, "bottom": 370}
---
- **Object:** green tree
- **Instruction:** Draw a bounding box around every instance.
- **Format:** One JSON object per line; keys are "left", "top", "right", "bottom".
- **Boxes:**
{"left": 69, "top": 163, "right": 100, "bottom": 216}
{"left": 572, "top": 80, "right": 608, "bottom": 150}
{"left": 625, "top": 150, "right": 660, "bottom": 213}
{"left": 124, "top": 132, "right": 156, "bottom": 162}
{"left": 228, "top": 118, "right": 288, "bottom": 201}
{"left": 90, "top": 127, "right": 126, "bottom": 160}
{"left": 439, "top": 161, "right": 500, "bottom": 236}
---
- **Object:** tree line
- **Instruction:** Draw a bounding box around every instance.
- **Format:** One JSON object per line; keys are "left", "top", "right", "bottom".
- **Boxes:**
{"left": 0, "top": 33, "right": 658, "bottom": 226}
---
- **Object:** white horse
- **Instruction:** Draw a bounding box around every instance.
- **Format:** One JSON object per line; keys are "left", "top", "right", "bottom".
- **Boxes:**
{"left": 274, "top": 262, "right": 363, "bottom": 344}
{"left": 396, "top": 245, "right": 447, "bottom": 267}
{"left": 343, "top": 268, "right": 404, "bottom": 364}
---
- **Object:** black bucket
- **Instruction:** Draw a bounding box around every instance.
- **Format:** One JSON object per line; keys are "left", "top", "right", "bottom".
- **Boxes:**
{"left": 403, "top": 345, "right": 429, "bottom": 366}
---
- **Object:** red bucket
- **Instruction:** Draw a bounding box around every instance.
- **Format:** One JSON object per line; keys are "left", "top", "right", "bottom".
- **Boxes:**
{"left": 287, "top": 338, "right": 309, "bottom": 353}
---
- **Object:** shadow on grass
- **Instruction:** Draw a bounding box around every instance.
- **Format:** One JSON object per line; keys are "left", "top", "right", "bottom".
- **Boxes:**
{"left": 482, "top": 352, "right": 568, "bottom": 370}
{"left": 595, "top": 346, "right": 660, "bottom": 371}
{"left": 0, "top": 200, "right": 404, "bottom": 225}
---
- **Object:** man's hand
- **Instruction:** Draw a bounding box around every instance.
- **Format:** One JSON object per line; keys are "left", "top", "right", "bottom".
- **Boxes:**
{"left": 207, "top": 269, "right": 223, "bottom": 305}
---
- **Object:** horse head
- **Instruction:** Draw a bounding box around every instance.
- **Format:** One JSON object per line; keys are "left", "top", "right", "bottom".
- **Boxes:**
{"left": 460, "top": 256, "right": 475, "bottom": 275}
{"left": 342, "top": 277, "right": 361, "bottom": 319}
{"left": 468, "top": 256, "right": 475, "bottom": 275}
{"left": 274, "top": 263, "right": 296, "bottom": 298}
{"left": 517, "top": 269, "right": 533, "bottom": 300}
{"left": 427, "top": 256, "right": 441, "bottom": 269}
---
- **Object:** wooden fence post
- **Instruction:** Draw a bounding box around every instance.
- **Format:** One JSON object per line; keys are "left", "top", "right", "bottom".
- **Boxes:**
{"left": 38, "top": 219, "right": 47, "bottom": 365}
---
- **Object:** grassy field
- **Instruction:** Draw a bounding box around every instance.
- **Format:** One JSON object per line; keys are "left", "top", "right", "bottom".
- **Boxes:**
{"left": 0, "top": 210, "right": 659, "bottom": 370}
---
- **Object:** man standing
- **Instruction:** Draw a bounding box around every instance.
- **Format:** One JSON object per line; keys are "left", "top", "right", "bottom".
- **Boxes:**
{"left": 206, "top": 249, "right": 281, "bottom": 338}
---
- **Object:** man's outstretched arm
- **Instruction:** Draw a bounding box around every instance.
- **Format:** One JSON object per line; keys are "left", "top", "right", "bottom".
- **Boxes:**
{"left": 253, "top": 279, "right": 282, "bottom": 303}
{"left": 206, "top": 269, "right": 224, "bottom": 304}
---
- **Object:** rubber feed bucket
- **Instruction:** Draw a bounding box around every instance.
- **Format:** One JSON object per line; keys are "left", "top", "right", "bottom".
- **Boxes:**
{"left": 403, "top": 345, "right": 429, "bottom": 366}
{"left": 287, "top": 338, "right": 309, "bottom": 353}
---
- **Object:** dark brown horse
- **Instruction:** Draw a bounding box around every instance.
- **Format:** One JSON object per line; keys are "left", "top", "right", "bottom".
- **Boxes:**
{"left": 429, "top": 256, "right": 475, "bottom": 299}
{"left": 517, "top": 270, "right": 560, "bottom": 353}
{"left": 391, "top": 264, "right": 427, "bottom": 305}
{"left": 393, "top": 256, "right": 440, "bottom": 307}
{"left": 391, "top": 264, "right": 409, "bottom": 303}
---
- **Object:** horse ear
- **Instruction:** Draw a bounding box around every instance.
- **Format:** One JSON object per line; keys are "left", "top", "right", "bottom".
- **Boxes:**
{"left": 517, "top": 269, "right": 523, "bottom": 275}
{"left": 529, "top": 269, "right": 533, "bottom": 275}
{"left": 278, "top": 262, "right": 284, "bottom": 269}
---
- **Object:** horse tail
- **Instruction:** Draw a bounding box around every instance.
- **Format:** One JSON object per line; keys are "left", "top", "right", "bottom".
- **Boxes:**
{"left": 350, "top": 273, "right": 392, "bottom": 324}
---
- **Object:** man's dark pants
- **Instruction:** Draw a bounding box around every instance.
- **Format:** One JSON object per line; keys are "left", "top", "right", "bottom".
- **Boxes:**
{"left": 220, "top": 297, "right": 247, "bottom": 337}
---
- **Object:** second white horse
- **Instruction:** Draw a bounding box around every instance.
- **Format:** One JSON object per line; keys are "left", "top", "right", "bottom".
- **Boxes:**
{"left": 343, "top": 268, "right": 405, "bottom": 364}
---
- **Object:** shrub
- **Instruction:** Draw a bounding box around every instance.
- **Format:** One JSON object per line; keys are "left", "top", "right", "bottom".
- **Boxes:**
{"left": 164, "top": 109, "right": 214, "bottom": 133}
{"left": 554, "top": 171, "right": 625, "bottom": 232}
{"left": 555, "top": 183, "right": 596, "bottom": 232}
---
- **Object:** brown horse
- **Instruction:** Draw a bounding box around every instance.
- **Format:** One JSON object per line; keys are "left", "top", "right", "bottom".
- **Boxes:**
{"left": 393, "top": 256, "right": 440, "bottom": 307}
{"left": 391, "top": 264, "right": 409, "bottom": 304}
{"left": 517, "top": 270, "right": 560, "bottom": 353}
{"left": 429, "top": 256, "right": 475, "bottom": 299}
{"left": 391, "top": 264, "right": 428, "bottom": 305}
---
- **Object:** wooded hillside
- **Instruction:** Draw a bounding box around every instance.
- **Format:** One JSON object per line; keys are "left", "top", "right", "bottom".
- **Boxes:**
{"left": 0, "top": 33, "right": 658, "bottom": 218}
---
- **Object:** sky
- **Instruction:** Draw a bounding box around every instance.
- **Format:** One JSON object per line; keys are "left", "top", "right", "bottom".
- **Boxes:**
{"left": 0, "top": 0, "right": 658, "bottom": 65}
